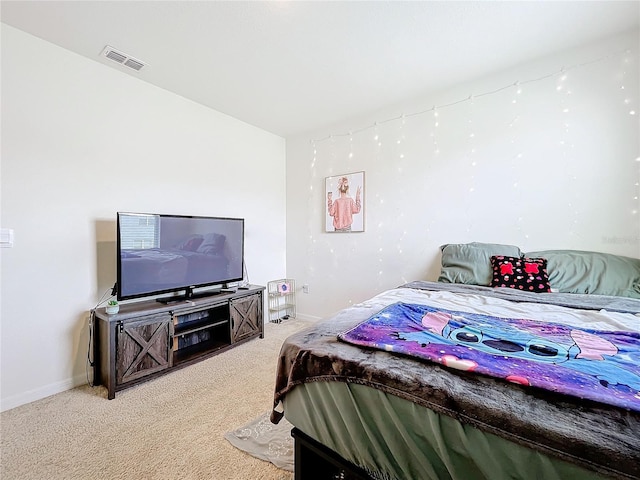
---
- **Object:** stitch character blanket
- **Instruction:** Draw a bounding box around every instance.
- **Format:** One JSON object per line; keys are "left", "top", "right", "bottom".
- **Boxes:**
{"left": 338, "top": 302, "right": 640, "bottom": 412}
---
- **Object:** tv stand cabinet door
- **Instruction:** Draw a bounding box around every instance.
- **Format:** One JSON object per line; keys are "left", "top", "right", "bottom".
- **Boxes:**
{"left": 230, "top": 292, "right": 263, "bottom": 343}
{"left": 116, "top": 313, "right": 172, "bottom": 386}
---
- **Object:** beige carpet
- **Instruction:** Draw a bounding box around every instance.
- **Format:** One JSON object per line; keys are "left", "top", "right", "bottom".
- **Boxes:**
{"left": 0, "top": 318, "right": 311, "bottom": 480}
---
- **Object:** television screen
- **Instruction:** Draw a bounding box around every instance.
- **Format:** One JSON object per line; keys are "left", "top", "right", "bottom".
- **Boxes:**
{"left": 117, "top": 212, "right": 244, "bottom": 301}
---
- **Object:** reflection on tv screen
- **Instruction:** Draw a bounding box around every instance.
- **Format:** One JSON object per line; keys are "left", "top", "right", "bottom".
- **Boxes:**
{"left": 117, "top": 213, "right": 244, "bottom": 300}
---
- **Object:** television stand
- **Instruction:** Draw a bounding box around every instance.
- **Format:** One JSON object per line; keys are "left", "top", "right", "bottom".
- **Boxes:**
{"left": 93, "top": 285, "right": 264, "bottom": 399}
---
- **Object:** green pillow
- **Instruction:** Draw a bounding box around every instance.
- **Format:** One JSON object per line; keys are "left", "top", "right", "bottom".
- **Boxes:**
{"left": 438, "top": 242, "right": 523, "bottom": 286}
{"left": 524, "top": 250, "right": 640, "bottom": 299}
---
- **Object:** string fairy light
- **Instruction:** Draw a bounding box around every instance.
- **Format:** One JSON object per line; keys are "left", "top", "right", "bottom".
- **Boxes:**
{"left": 464, "top": 94, "right": 477, "bottom": 234}
{"left": 631, "top": 157, "right": 640, "bottom": 216}
{"left": 509, "top": 82, "right": 523, "bottom": 164}
{"left": 309, "top": 47, "right": 633, "bottom": 144}
{"left": 555, "top": 66, "right": 582, "bottom": 237}
{"left": 467, "top": 95, "right": 477, "bottom": 193}
{"left": 619, "top": 49, "right": 636, "bottom": 117}
{"left": 397, "top": 114, "right": 406, "bottom": 169}
{"left": 373, "top": 121, "right": 381, "bottom": 146}
{"left": 311, "top": 140, "right": 317, "bottom": 169}
{"left": 509, "top": 81, "right": 526, "bottom": 237}
{"left": 431, "top": 106, "right": 440, "bottom": 155}
{"left": 619, "top": 50, "right": 640, "bottom": 218}
{"left": 399, "top": 114, "right": 406, "bottom": 159}
{"left": 305, "top": 139, "right": 322, "bottom": 281}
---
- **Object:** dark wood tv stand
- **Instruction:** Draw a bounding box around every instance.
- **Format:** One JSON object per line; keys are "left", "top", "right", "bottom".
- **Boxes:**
{"left": 93, "top": 285, "right": 264, "bottom": 399}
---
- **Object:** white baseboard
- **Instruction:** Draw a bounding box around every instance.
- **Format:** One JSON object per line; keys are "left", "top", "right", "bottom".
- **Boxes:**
{"left": 293, "top": 313, "right": 322, "bottom": 322}
{"left": 1, "top": 373, "right": 87, "bottom": 412}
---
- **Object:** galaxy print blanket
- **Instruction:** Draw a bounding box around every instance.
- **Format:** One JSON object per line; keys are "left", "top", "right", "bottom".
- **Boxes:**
{"left": 339, "top": 302, "right": 640, "bottom": 412}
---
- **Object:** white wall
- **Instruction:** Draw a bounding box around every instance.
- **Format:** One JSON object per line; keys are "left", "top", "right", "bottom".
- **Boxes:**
{"left": 0, "top": 25, "right": 287, "bottom": 411}
{"left": 286, "top": 29, "right": 640, "bottom": 320}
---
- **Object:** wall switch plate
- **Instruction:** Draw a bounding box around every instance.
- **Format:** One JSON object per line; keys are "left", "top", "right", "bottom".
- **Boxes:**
{"left": 0, "top": 228, "right": 14, "bottom": 248}
{"left": 303, "top": 284, "right": 309, "bottom": 294}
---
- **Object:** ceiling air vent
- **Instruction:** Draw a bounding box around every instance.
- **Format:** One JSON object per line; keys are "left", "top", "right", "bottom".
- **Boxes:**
{"left": 101, "top": 46, "right": 146, "bottom": 72}
{"left": 124, "top": 58, "right": 145, "bottom": 71}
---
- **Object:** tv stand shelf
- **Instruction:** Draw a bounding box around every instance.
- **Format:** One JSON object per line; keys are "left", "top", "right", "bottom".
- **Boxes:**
{"left": 175, "top": 318, "right": 227, "bottom": 337}
{"left": 93, "top": 285, "right": 264, "bottom": 399}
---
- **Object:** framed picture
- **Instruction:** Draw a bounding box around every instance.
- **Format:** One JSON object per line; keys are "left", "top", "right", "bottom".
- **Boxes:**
{"left": 325, "top": 171, "right": 364, "bottom": 233}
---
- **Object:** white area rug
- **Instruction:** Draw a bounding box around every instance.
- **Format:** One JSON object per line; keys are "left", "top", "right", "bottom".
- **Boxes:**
{"left": 225, "top": 411, "right": 294, "bottom": 471}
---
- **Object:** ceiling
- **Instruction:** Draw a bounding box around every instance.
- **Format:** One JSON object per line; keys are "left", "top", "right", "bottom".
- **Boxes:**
{"left": 2, "top": 1, "right": 639, "bottom": 138}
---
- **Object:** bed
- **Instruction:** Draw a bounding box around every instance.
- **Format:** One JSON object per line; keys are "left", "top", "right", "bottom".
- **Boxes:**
{"left": 120, "top": 232, "right": 230, "bottom": 293}
{"left": 271, "top": 244, "right": 640, "bottom": 480}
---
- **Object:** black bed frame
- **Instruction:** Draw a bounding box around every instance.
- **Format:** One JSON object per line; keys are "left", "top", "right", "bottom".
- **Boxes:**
{"left": 291, "top": 428, "right": 372, "bottom": 480}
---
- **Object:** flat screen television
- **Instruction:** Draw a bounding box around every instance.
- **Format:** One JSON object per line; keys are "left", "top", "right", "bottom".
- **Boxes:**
{"left": 116, "top": 212, "right": 244, "bottom": 302}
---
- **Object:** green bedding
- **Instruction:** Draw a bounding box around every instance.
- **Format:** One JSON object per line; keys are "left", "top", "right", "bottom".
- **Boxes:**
{"left": 284, "top": 381, "right": 610, "bottom": 480}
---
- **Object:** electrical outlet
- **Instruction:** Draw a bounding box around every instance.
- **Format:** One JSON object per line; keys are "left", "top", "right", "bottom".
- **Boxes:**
{"left": 303, "top": 284, "right": 309, "bottom": 294}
